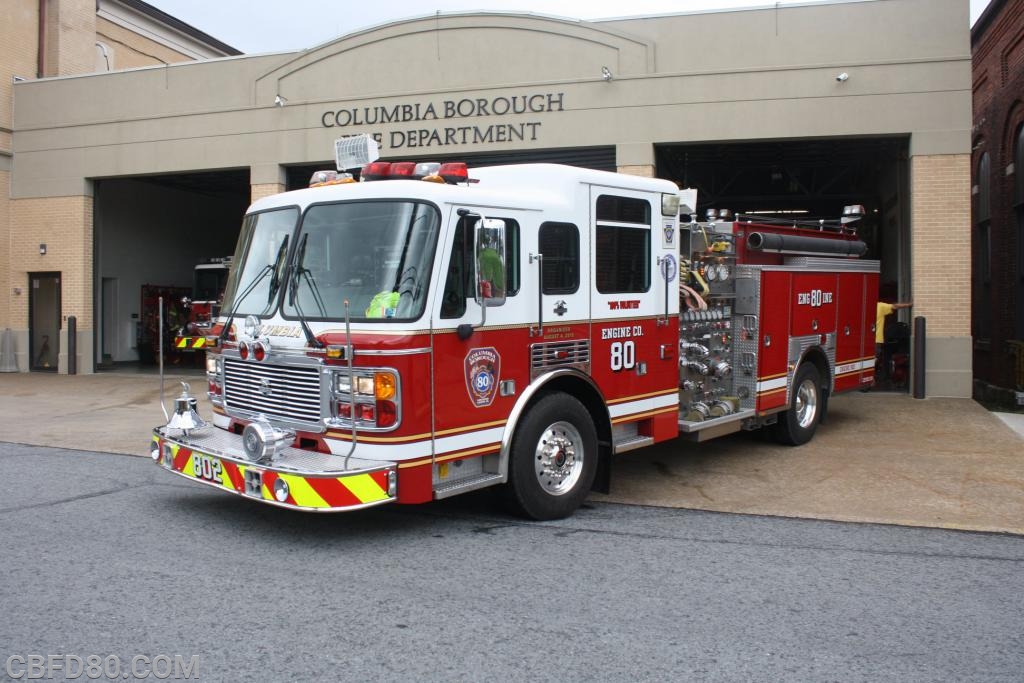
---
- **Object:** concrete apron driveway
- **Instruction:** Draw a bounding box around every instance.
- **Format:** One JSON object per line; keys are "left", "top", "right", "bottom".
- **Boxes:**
{"left": 1, "top": 372, "right": 1021, "bottom": 534}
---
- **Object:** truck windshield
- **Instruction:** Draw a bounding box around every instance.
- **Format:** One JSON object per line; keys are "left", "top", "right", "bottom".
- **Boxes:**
{"left": 282, "top": 200, "right": 441, "bottom": 322}
{"left": 220, "top": 207, "right": 298, "bottom": 316}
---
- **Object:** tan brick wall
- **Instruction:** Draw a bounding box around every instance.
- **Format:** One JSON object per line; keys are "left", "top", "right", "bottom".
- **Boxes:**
{"left": 617, "top": 165, "right": 655, "bottom": 178}
{"left": 9, "top": 195, "right": 94, "bottom": 330}
{"left": 44, "top": 0, "right": 96, "bottom": 77}
{"left": 0, "top": 171, "right": 9, "bottom": 328}
{"left": 1, "top": 0, "right": 39, "bottom": 150}
{"left": 910, "top": 154, "right": 971, "bottom": 338}
{"left": 251, "top": 184, "right": 285, "bottom": 203}
{"left": 96, "top": 17, "right": 195, "bottom": 70}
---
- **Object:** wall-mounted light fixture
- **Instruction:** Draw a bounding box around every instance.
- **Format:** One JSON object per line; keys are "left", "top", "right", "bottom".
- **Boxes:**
{"left": 601, "top": 66, "right": 613, "bottom": 82}
{"left": 39, "top": 243, "right": 46, "bottom": 255}
{"left": 835, "top": 72, "right": 849, "bottom": 82}
{"left": 12, "top": 76, "right": 27, "bottom": 83}
{"left": 274, "top": 94, "right": 287, "bottom": 107}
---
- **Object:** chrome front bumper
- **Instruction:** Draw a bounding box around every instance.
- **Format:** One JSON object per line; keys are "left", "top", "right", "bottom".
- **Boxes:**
{"left": 151, "top": 426, "right": 397, "bottom": 512}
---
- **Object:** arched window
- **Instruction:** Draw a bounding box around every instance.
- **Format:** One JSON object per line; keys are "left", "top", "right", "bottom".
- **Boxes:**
{"left": 1015, "top": 122, "right": 1024, "bottom": 204}
{"left": 975, "top": 150, "right": 992, "bottom": 341}
{"left": 977, "top": 152, "right": 991, "bottom": 282}
{"left": 977, "top": 152, "right": 991, "bottom": 222}
{"left": 1015, "top": 123, "right": 1024, "bottom": 339}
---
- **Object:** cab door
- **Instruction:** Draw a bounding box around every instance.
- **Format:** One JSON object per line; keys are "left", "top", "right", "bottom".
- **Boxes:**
{"left": 588, "top": 187, "right": 678, "bottom": 442}
{"left": 430, "top": 207, "right": 534, "bottom": 490}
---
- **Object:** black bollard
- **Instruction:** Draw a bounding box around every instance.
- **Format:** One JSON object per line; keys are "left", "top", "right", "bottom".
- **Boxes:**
{"left": 67, "top": 316, "right": 77, "bottom": 375}
{"left": 912, "top": 316, "right": 925, "bottom": 399}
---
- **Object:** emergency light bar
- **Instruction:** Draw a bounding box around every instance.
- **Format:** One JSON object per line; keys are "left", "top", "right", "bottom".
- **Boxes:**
{"left": 360, "top": 161, "right": 469, "bottom": 184}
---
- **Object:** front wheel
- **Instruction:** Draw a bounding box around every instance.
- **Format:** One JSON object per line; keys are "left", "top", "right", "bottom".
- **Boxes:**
{"left": 502, "top": 393, "right": 598, "bottom": 520}
{"left": 774, "top": 363, "right": 823, "bottom": 446}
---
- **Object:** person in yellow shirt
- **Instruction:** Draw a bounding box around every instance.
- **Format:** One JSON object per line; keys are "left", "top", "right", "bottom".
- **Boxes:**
{"left": 876, "top": 299, "right": 913, "bottom": 378}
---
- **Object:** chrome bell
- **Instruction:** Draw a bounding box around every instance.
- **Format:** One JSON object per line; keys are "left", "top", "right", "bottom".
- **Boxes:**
{"left": 165, "top": 382, "right": 209, "bottom": 435}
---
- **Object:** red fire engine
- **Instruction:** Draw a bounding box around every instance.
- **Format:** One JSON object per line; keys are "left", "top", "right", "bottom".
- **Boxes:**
{"left": 173, "top": 257, "right": 232, "bottom": 354}
{"left": 151, "top": 160, "right": 878, "bottom": 520}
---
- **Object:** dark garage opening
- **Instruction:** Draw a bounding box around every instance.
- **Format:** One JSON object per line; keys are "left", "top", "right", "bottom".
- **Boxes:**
{"left": 656, "top": 136, "right": 909, "bottom": 291}
{"left": 93, "top": 169, "right": 250, "bottom": 371}
{"left": 657, "top": 136, "right": 911, "bottom": 390}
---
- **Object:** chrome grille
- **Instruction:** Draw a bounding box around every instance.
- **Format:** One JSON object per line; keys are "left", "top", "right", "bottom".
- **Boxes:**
{"left": 530, "top": 340, "right": 591, "bottom": 371}
{"left": 223, "top": 359, "right": 322, "bottom": 426}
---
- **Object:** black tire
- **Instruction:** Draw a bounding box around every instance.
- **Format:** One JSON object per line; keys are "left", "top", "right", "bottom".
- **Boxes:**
{"left": 501, "top": 393, "right": 598, "bottom": 520}
{"left": 774, "top": 363, "right": 823, "bottom": 446}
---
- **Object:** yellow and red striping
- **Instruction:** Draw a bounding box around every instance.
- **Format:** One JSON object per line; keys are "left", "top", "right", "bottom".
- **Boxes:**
{"left": 163, "top": 440, "right": 391, "bottom": 510}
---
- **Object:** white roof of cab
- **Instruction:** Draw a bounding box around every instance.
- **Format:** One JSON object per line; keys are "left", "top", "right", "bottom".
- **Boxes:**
{"left": 248, "top": 163, "right": 679, "bottom": 216}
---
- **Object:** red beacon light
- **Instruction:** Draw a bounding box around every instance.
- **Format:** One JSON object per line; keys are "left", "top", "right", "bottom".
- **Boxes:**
{"left": 439, "top": 162, "right": 469, "bottom": 184}
{"left": 389, "top": 162, "right": 417, "bottom": 178}
{"left": 360, "top": 161, "right": 392, "bottom": 180}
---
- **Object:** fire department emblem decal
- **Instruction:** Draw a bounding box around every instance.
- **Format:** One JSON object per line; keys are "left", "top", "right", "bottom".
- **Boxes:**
{"left": 465, "top": 347, "right": 501, "bottom": 408}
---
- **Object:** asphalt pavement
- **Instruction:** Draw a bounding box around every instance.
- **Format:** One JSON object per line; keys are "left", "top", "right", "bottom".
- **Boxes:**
{"left": 0, "top": 369, "right": 1022, "bottom": 534}
{"left": 2, "top": 443, "right": 1023, "bottom": 682}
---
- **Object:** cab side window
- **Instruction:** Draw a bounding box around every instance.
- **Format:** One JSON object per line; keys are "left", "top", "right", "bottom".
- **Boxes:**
{"left": 538, "top": 222, "right": 579, "bottom": 294}
{"left": 440, "top": 216, "right": 520, "bottom": 319}
{"left": 595, "top": 195, "right": 651, "bottom": 294}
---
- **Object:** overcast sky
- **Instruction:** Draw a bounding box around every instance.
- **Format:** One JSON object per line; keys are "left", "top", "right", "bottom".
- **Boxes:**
{"left": 144, "top": 0, "right": 992, "bottom": 54}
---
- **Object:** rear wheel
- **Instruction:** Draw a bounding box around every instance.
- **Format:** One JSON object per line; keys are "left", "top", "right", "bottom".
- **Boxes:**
{"left": 774, "top": 363, "right": 823, "bottom": 446}
{"left": 502, "top": 393, "right": 597, "bottom": 520}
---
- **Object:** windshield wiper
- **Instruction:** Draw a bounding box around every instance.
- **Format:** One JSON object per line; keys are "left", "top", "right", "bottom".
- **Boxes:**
{"left": 217, "top": 235, "right": 289, "bottom": 344}
{"left": 266, "top": 236, "right": 290, "bottom": 308}
{"left": 287, "top": 233, "right": 325, "bottom": 349}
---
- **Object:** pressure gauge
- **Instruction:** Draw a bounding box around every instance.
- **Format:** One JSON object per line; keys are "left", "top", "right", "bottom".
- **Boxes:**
{"left": 716, "top": 264, "right": 731, "bottom": 281}
{"left": 704, "top": 263, "right": 718, "bottom": 282}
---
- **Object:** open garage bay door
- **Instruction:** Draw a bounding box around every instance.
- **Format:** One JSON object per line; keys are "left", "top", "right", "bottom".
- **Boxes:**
{"left": 93, "top": 170, "right": 250, "bottom": 370}
{"left": 656, "top": 136, "right": 909, "bottom": 281}
{"left": 657, "top": 136, "right": 911, "bottom": 390}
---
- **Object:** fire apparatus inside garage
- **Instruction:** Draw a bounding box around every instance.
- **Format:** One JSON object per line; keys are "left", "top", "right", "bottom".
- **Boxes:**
{"left": 92, "top": 171, "right": 249, "bottom": 366}
{"left": 3, "top": 0, "right": 972, "bottom": 397}
{"left": 656, "top": 137, "right": 910, "bottom": 291}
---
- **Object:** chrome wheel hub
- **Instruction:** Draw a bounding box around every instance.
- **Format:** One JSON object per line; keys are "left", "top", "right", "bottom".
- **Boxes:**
{"left": 795, "top": 378, "right": 818, "bottom": 429}
{"left": 534, "top": 421, "right": 584, "bottom": 496}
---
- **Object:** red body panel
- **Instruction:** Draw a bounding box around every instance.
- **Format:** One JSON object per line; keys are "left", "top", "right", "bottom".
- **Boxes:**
{"left": 757, "top": 271, "right": 792, "bottom": 413}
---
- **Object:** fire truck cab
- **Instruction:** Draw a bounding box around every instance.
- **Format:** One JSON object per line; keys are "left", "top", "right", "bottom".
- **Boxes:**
{"left": 152, "top": 162, "right": 877, "bottom": 520}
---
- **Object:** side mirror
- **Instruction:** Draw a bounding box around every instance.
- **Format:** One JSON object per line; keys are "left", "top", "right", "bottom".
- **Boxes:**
{"left": 474, "top": 218, "right": 507, "bottom": 308}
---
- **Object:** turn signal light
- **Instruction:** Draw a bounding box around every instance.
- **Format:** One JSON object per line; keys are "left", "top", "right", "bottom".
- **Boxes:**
{"left": 238, "top": 341, "right": 250, "bottom": 360}
{"left": 375, "top": 372, "right": 396, "bottom": 400}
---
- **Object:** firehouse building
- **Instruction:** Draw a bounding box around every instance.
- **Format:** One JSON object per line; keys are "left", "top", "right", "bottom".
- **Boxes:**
{"left": 2, "top": 0, "right": 972, "bottom": 397}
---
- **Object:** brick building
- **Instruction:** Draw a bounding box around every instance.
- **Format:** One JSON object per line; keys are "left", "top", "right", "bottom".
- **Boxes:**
{"left": 0, "top": 0, "right": 237, "bottom": 369}
{"left": 2, "top": 0, "right": 975, "bottom": 398}
{"left": 972, "top": 0, "right": 1024, "bottom": 403}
